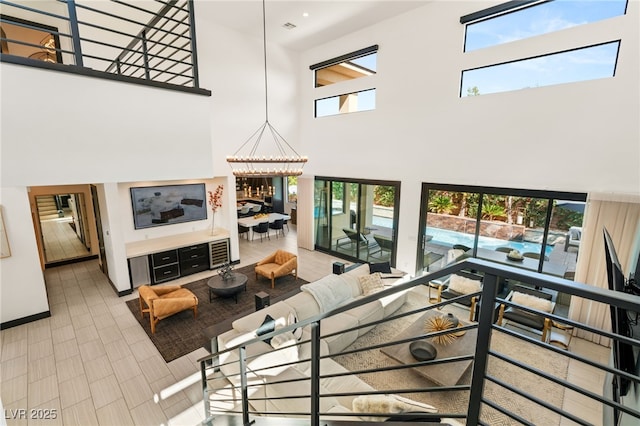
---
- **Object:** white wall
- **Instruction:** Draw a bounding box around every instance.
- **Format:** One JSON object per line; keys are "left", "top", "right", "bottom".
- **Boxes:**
{"left": 0, "top": 187, "right": 50, "bottom": 324}
{"left": 298, "top": 0, "right": 640, "bottom": 271}
{"left": 1, "top": 1, "right": 638, "bottom": 322}
{"left": 0, "top": 65, "right": 214, "bottom": 186}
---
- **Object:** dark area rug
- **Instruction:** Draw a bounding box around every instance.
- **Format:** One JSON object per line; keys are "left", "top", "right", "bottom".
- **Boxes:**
{"left": 126, "top": 263, "right": 307, "bottom": 362}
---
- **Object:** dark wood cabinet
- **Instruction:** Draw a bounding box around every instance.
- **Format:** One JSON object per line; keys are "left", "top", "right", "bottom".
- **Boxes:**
{"left": 179, "top": 243, "right": 209, "bottom": 277}
{"left": 126, "top": 231, "right": 231, "bottom": 288}
{"left": 150, "top": 249, "right": 180, "bottom": 283}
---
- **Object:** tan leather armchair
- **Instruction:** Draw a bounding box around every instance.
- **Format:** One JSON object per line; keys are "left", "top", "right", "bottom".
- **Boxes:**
{"left": 255, "top": 249, "right": 297, "bottom": 289}
{"left": 138, "top": 285, "right": 198, "bottom": 333}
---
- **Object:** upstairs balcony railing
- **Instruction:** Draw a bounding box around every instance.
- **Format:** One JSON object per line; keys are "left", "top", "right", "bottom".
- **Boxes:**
{"left": 0, "top": 0, "right": 209, "bottom": 95}
{"left": 198, "top": 258, "right": 640, "bottom": 425}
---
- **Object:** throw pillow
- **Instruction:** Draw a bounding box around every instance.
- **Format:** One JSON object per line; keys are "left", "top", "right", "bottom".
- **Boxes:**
{"left": 369, "top": 261, "right": 392, "bottom": 274}
{"left": 358, "top": 273, "right": 384, "bottom": 296}
{"left": 256, "top": 314, "right": 276, "bottom": 344}
{"left": 511, "top": 292, "right": 553, "bottom": 313}
{"left": 447, "top": 274, "right": 481, "bottom": 295}
{"left": 352, "top": 394, "right": 437, "bottom": 421}
{"left": 270, "top": 331, "right": 297, "bottom": 349}
{"left": 287, "top": 311, "right": 303, "bottom": 340}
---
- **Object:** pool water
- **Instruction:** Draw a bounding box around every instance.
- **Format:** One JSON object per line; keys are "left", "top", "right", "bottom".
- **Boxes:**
{"left": 426, "top": 227, "right": 553, "bottom": 257}
{"left": 371, "top": 217, "right": 553, "bottom": 256}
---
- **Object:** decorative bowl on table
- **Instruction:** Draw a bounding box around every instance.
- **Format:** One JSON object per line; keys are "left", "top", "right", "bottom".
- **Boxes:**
{"left": 507, "top": 249, "right": 524, "bottom": 261}
{"left": 409, "top": 340, "right": 438, "bottom": 361}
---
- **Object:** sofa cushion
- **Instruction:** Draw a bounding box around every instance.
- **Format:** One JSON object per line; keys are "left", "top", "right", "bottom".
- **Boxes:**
{"left": 344, "top": 300, "right": 384, "bottom": 336}
{"left": 232, "top": 301, "right": 291, "bottom": 333}
{"left": 263, "top": 366, "right": 342, "bottom": 415}
{"left": 283, "top": 292, "right": 320, "bottom": 321}
{"left": 358, "top": 273, "right": 384, "bottom": 296}
{"left": 301, "top": 274, "right": 353, "bottom": 313}
{"left": 318, "top": 358, "right": 376, "bottom": 409}
{"left": 270, "top": 331, "right": 297, "bottom": 349}
{"left": 511, "top": 291, "right": 553, "bottom": 313}
{"left": 320, "top": 313, "right": 359, "bottom": 353}
{"left": 369, "top": 261, "right": 392, "bottom": 274}
{"left": 448, "top": 274, "right": 482, "bottom": 295}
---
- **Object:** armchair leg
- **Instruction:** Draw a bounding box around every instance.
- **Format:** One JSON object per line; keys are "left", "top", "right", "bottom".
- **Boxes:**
{"left": 542, "top": 318, "right": 551, "bottom": 342}
{"left": 271, "top": 276, "right": 275, "bottom": 289}
{"left": 497, "top": 304, "right": 505, "bottom": 326}
{"left": 470, "top": 297, "right": 477, "bottom": 322}
{"left": 150, "top": 315, "right": 158, "bottom": 334}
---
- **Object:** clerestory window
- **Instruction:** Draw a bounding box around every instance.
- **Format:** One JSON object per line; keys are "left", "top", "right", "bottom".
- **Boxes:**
{"left": 461, "top": 40, "right": 620, "bottom": 97}
{"left": 462, "top": 0, "right": 628, "bottom": 52}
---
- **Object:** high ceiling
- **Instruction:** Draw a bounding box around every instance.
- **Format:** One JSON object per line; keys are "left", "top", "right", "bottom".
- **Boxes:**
{"left": 195, "top": 1, "right": 430, "bottom": 51}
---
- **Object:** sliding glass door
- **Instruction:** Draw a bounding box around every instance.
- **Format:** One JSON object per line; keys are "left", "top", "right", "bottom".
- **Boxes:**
{"left": 417, "top": 184, "right": 585, "bottom": 278}
{"left": 315, "top": 177, "right": 400, "bottom": 266}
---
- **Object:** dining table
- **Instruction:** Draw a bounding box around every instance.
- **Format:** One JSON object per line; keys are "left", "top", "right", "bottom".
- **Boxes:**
{"left": 475, "top": 247, "right": 567, "bottom": 278}
{"left": 237, "top": 212, "right": 291, "bottom": 239}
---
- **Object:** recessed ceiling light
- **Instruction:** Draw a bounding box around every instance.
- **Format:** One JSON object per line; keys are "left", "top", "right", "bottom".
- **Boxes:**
{"left": 302, "top": 12, "right": 309, "bottom": 18}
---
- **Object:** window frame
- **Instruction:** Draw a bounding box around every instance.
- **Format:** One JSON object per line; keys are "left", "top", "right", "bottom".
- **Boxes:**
{"left": 459, "top": 40, "right": 621, "bottom": 97}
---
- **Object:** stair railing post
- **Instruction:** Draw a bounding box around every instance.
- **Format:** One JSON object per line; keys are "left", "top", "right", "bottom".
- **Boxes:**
{"left": 467, "top": 272, "right": 499, "bottom": 425}
{"left": 187, "top": 0, "right": 200, "bottom": 87}
{"left": 200, "top": 361, "right": 210, "bottom": 420}
{"left": 310, "top": 321, "right": 321, "bottom": 426}
{"left": 141, "top": 29, "right": 150, "bottom": 80}
{"left": 65, "top": 0, "right": 84, "bottom": 67}
{"left": 238, "top": 346, "right": 250, "bottom": 425}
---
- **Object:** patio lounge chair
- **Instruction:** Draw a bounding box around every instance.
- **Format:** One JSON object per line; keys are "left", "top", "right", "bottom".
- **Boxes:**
{"left": 565, "top": 226, "right": 582, "bottom": 253}
{"left": 336, "top": 228, "right": 376, "bottom": 256}
{"left": 369, "top": 234, "right": 393, "bottom": 261}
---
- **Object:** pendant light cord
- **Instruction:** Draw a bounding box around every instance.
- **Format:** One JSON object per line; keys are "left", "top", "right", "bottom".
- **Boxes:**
{"left": 262, "top": 0, "right": 269, "bottom": 123}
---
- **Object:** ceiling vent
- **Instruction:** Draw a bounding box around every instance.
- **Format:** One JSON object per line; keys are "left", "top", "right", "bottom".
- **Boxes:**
{"left": 282, "top": 22, "right": 297, "bottom": 30}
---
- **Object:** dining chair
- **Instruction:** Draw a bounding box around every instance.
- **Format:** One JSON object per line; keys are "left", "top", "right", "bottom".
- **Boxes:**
{"left": 252, "top": 221, "right": 270, "bottom": 242}
{"left": 269, "top": 218, "right": 285, "bottom": 238}
{"left": 238, "top": 223, "right": 250, "bottom": 240}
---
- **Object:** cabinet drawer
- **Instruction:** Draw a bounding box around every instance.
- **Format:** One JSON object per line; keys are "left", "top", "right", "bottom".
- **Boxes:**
{"left": 178, "top": 243, "right": 208, "bottom": 261}
{"left": 153, "top": 264, "right": 180, "bottom": 283}
{"left": 180, "top": 258, "right": 209, "bottom": 276}
{"left": 151, "top": 250, "right": 178, "bottom": 267}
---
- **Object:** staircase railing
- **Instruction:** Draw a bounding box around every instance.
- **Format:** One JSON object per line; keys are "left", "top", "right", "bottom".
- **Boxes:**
{"left": 0, "top": 0, "right": 208, "bottom": 94}
{"left": 198, "top": 258, "right": 640, "bottom": 425}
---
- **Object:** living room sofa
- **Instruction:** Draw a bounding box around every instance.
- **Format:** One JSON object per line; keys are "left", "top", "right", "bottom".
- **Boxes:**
{"left": 213, "top": 263, "right": 433, "bottom": 420}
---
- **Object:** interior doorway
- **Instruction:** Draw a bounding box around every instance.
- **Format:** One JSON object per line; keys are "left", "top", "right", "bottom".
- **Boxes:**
{"left": 35, "top": 193, "right": 92, "bottom": 265}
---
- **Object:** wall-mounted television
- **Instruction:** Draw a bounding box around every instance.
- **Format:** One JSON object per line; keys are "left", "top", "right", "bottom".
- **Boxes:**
{"left": 603, "top": 227, "right": 636, "bottom": 417}
{"left": 130, "top": 183, "right": 207, "bottom": 230}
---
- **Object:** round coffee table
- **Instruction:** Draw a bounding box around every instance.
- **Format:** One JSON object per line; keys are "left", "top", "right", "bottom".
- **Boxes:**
{"left": 207, "top": 273, "right": 247, "bottom": 303}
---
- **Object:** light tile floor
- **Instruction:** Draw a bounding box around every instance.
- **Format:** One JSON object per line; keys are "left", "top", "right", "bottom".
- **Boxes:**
{"left": 41, "top": 217, "right": 91, "bottom": 264}
{"left": 1, "top": 226, "right": 609, "bottom": 425}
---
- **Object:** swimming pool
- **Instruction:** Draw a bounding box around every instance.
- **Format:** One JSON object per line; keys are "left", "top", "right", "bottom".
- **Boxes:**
{"left": 426, "top": 227, "right": 553, "bottom": 256}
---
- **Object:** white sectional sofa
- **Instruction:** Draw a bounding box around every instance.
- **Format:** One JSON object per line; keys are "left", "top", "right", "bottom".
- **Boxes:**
{"left": 214, "top": 263, "right": 435, "bottom": 420}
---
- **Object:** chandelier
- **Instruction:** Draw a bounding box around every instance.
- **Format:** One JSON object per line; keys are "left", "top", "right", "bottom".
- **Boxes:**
{"left": 226, "top": 0, "right": 307, "bottom": 177}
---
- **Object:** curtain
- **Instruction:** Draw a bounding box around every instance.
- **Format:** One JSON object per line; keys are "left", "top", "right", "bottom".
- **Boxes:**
{"left": 296, "top": 176, "right": 315, "bottom": 250}
{"left": 568, "top": 193, "right": 640, "bottom": 345}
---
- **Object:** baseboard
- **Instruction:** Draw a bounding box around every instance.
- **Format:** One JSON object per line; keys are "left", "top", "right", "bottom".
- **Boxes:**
{"left": 1, "top": 310, "right": 51, "bottom": 330}
{"left": 45, "top": 254, "right": 99, "bottom": 269}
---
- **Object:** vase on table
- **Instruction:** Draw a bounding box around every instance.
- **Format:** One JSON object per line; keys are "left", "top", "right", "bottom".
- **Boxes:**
{"left": 211, "top": 213, "right": 216, "bottom": 235}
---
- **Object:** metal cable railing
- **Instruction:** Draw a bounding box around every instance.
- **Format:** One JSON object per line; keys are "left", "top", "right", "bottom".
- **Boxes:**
{"left": 199, "top": 258, "right": 640, "bottom": 425}
{"left": 0, "top": 0, "right": 206, "bottom": 93}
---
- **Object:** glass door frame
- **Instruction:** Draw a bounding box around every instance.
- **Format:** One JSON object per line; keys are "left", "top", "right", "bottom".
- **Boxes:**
{"left": 315, "top": 176, "right": 401, "bottom": 266}
{"left": 417, "top": 183, "right": 587, "bottom": 275}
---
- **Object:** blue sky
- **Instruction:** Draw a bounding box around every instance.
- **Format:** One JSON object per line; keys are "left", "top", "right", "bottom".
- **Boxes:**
{"left": 462, "top": 0, "right": 626, "bottom": 96}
